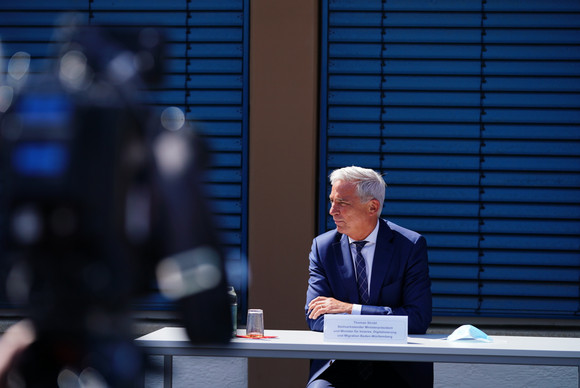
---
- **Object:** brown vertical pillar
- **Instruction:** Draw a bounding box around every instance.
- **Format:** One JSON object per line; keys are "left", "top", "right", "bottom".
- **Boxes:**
{"left": 248, "top": 0, "right": 319, "bottom": 387}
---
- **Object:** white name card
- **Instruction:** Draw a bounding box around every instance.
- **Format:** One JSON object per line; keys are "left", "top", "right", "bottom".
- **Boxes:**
{"left": 323, "top": 314, "right": 408, "bottom": 344}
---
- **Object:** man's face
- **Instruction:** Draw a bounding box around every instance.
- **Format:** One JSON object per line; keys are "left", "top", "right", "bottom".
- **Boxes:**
{"left": 329, "top": 180, "right": 377, "bottom": 240}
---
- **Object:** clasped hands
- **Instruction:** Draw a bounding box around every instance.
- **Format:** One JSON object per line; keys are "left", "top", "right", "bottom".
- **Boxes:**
{"left": 307, "top": 296, "right": 353, "bottom": 319}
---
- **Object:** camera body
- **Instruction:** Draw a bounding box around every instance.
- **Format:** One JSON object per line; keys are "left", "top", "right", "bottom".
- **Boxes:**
{"left": 0, "top": 23, "right": 231, "bottom": 385}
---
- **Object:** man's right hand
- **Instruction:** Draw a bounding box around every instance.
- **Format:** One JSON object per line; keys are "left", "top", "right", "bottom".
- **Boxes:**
{"left": 307, "top": 296, "right": 353, "bottom": 319}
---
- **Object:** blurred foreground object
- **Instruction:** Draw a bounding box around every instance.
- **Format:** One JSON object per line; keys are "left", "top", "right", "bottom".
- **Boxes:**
{"left": 0, "top": 17, "right": 231, "bottom": 387}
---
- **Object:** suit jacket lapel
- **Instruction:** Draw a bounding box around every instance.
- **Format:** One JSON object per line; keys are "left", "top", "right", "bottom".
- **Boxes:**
{"left": 334, "top": 233, "right": 359, "bottom": 303}
{"left": 370, "top": 219, "right": 394, "bottom": 305}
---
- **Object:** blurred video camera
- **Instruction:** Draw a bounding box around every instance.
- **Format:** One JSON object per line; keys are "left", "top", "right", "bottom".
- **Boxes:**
{"left": 0, "top": 18, "right": 231, "bottom": 386}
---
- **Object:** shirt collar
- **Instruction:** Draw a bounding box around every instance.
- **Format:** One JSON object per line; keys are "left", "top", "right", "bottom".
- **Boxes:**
{"left": 348, "top": 219, "right": 379, "bottom": 246}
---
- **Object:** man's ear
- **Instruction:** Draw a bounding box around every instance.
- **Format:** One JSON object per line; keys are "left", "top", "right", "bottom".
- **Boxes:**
{"left": 368, "top": 199, "right": 380, "bottom": 215}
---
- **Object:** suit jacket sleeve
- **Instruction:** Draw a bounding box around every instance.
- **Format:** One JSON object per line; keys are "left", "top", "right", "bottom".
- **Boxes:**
{"left": 305, "top": 237, "right": 328, "bottom": 332}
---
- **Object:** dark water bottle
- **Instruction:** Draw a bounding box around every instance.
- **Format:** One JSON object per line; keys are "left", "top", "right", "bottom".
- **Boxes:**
{"left": 228, "top": 286, "right": 238, "bottom": 337}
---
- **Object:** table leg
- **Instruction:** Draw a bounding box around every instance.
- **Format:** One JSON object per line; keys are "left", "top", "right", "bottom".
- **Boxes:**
{"left": 164, "top": 355, "right": 173, "bottom": 388}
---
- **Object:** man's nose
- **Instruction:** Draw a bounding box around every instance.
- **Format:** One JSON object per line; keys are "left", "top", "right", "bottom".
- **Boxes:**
{"left": 329, "top": 203, "right": 337, "bottom": 215}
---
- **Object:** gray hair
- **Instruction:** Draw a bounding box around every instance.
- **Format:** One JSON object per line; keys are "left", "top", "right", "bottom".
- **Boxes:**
{"left": 329, "top": 166, "right": 387, "bottom": 210}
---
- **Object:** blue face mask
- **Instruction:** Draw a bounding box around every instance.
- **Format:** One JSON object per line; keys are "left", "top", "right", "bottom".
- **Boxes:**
{"left": 447, "top": 324, "right": 492, "bottom": 343}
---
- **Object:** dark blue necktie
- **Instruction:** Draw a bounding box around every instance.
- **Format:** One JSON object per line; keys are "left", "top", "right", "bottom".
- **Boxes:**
{"left": 353, "top": 241, "right": 369, "bottom": 304}
{"left": 353, "top": 240, "right": 373, "bottom": 380}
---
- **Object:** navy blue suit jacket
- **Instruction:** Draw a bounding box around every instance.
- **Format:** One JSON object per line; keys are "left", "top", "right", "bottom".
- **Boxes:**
{"left": 305, "top": 219, "right": 432, "bottom": 385}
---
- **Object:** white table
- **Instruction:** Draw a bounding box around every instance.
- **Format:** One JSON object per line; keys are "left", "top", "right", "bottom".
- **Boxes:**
{"left": 136, "top": 327, "right": 580, "bottom": 387}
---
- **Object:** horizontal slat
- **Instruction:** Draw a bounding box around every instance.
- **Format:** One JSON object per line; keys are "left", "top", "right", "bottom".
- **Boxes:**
{"left": 195, "top": 122, "right": 242, "bottom": 136}
{"left": 328, "top": 57, "right": 580, "bottom": 77}
{"left": 482, "top": 124, "right": 580, "bottom": 140}
{"left": 165, "top": 59, "right": 242, "bottom": 73}
{"left": 485, "top": 28, "right": 580, "bottom": 44}
{"left": 204, "top": 138, "right": 243, "bottom": 152}
{"left": 330, "top": 27, "right": 482, "bottom": 43}
{"left": 481, "top": 187, "right": 580, "bottom": 203}
{"left": 328, "top": 106, "right": 481, "bottom": 122}
{"left": 484, "top": 45, "right": 580, "bottom": 61}
{"left": 429, "top": 249, "right": 580, "bottom": 268}
{"left": 391, "top": 218, "right": 480, "bottom": 234}
{"left": 432, "top": 296, "right": 479, "bottom": 311}
{"left": 330, "top": 11, "right": 580, "bottom": 29}
{"left": 205, "top": 183, "right": 241, "bottom": 198}
{"left": 483, "top": 156, "right": 580, "bottom": 170}
{"left": 205, "top": 168, "right": 242, "bottom": 183}
{"left": 146, "top": 90, "right": 242, "bottom": 105}
{"left": 329, "top": 90, "right": 481, "bottom": 106}
{"left": 208, "top": 153, "right": 242, "bottom": 168}
{"left": 148, "top": 75, "right": 243, "bottom": 90}
{"left": 433, "top": 282, "right": 578, "bottom": 299}
{"left": 480, "top": 234, "right": 580, "bottom": 251}
{"left": 484, "top": 268, "right": 579, "bottom": 283}
{"left": 386, "top": 212, "right": 580, "bottom": 232}
{"left": 330, "top": 12, "right": 481, "bottom": 28}
{"left": 329, "top": 28, "right": 580, "bottom": 45}
{"left": 0, "top": 0, "right": 235, "bottom": 11}
{"left": 0, "top": 12, "right": 83, "bottom": 25}
{"left": 329, "top": 43, "right": 481, "bottom": 59}
{"left": 184, "top": 106, "right": 243, "bottom": 121}
{"left": 210, "top": 199, "right": 242, "bottom": 214}
{"left": 92, "top": 12, "right": 243, "bottom": 27}
{"left": 330, "top": 89, "right": 580, "bottom": 108}
{"left": 431, "top": 266, "right": 579, "bottom": 284}
{"left": 386, "top": 202, "right": 479, "bottom": 218}
{"left": 329, "top": 138, "right": 480, "bottom": 153}
{"left": 482, "top": 250, "right": 580, "bottom": 267}
{"left": 488, "top": 218, "right": 579, "bottom": 234}
{"left": 330, "top": 154, "right": 580, "bottom": 173}
{"left": 329, "top": 59, "right": 481, "bottom": 75}
{"left": 486, "top": 0, "right": 580, "bottom": 12}
{"left": 214, "top": 215, "right": 241, "bottom": 229}
{"left": 327, "top": 107, "right": 580, "bottom": 124}
{"left": 330, "top": 0, "right": 580, "bottom": 13}
{"left": 385, "top": 186, "right": 580, "bottom": 204}
{"left": 418, "top": 232, "right": 579, "bottom": 251}
{"left": 330, "top": 74, "right": 580, "bottom": 92}
{"left": 330, "top": 75, "right": 481, "bottom": 91}
{"left": 329, "top": 138, "right": 580, "bottom": 157}
{"left": 328, "top": 122, "right": 482, "bottom": 138}
{"left": 479, "top": 297, "right": 579, "bottom": 314}
{"left": 218, "top": 231, "right": 242, "bottom": 245}
{"left": 432, "top": 280, "right": 478, "bottom": 295}
{"left": 387, "top": 205, "right": 580, "bottom": 224}
{"left": 90, "top": 12, "right": 201, "bottom": 26}
{"left": 91, "top": 0, "right": 243, "bottom": 11}
{"left": 330, "top": 154, "right": 480, "bottom": 170}
{"left": 481, "top": 171, "right": 580, "bottom": 188}
{"left": 484, "top": 60, "right": 580, "bottom": 76}
{"left": 485, "top": 93, "right": 580, "bottom": 108}
{"left": 186, "top": 43, "right": 244, "bottom": 57}
{"left": 484, "top": 77, "right": 580, "bottom": 92}
{"left": 1, "top": 48, "right": 244, "bottom": 72}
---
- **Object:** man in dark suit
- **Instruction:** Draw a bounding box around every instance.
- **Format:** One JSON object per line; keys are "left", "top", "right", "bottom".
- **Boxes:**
{"left": 305, "top": 166, "right": 433, "bottom": 387}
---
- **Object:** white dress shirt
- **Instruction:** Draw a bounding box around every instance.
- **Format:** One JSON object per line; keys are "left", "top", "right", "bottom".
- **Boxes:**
{"left": 348, "top": 219, "right": 379, "bottom": 315}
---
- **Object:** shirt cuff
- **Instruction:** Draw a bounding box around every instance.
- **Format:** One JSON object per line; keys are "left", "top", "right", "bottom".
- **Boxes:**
{"left": 351, "top": 304, "right": 362, "bottom": 315}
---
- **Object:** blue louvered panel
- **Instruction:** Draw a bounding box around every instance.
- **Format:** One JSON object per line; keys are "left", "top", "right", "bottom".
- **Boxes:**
{"left": 0, "top": 0, "right": 249, "bottom": 311}
{"left": 90, "top": 2, "right": 247, "bottom": 254}
{"left": 321, "top": 0, "right": 580, "bottom": 319}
